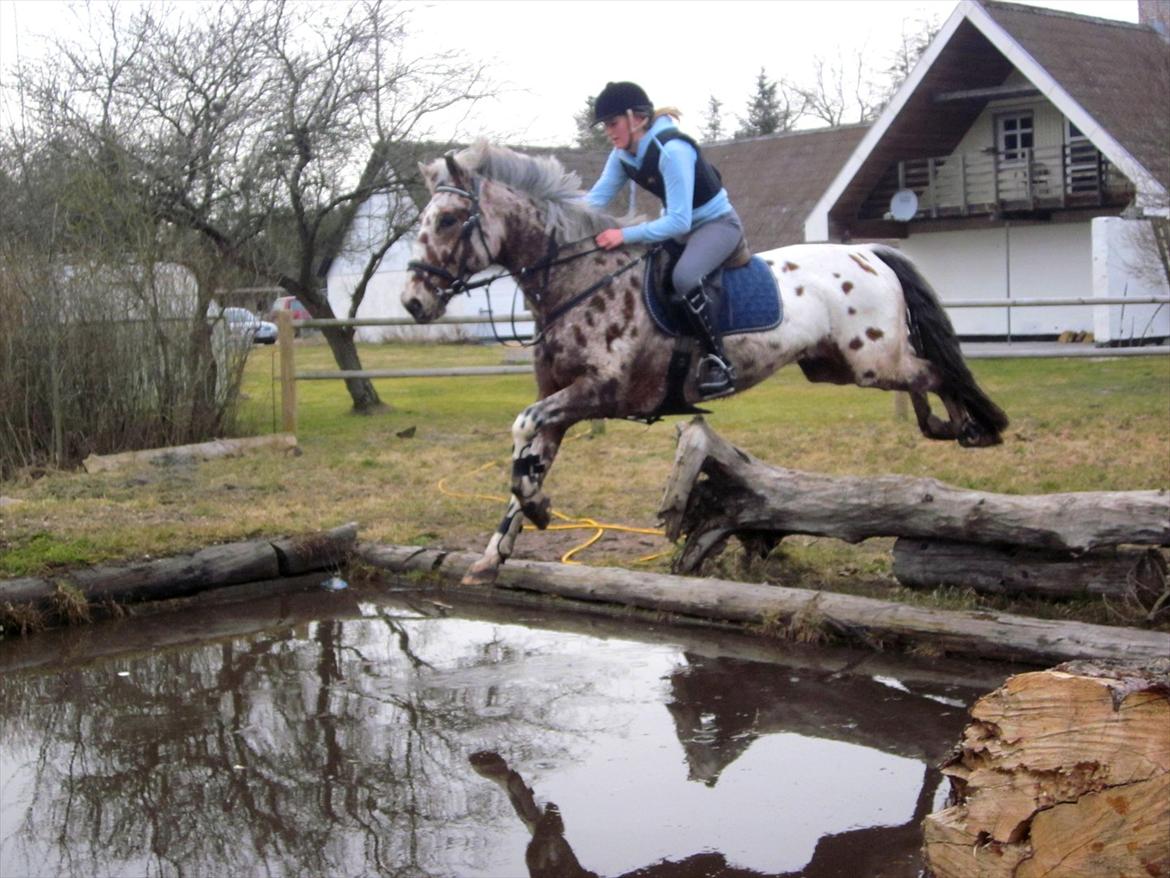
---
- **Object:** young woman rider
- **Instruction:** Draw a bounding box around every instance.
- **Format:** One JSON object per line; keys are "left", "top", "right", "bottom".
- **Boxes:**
{"left": 583, "top": 80, "right": 745, "bottom": 399}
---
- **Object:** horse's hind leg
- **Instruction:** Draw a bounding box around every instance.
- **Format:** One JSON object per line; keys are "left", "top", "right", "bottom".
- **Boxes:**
{"left": 909, "top": 390, "right": 960, "bottom": 441}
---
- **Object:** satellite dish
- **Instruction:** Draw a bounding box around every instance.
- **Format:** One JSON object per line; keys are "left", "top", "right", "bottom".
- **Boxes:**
{"left": 889, "top": 189, "right": 919, "bottom": 222}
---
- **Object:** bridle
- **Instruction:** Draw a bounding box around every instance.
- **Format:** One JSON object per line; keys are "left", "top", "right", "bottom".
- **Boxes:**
{"left": 406, "top": 158, "right": 655, "bottom": 343}
{"left": 405, "top": 162, "right": 498, "bottom": 310}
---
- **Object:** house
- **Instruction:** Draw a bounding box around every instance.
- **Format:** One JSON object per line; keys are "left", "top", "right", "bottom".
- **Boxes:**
{"left": 805, "top": 0, "right": 1170, "bottom": 342}
{"left": 329, "top": 0, "right": 1168, "bottom": 344}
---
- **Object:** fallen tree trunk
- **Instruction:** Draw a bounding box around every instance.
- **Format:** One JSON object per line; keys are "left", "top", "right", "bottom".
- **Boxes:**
{"left": 82, "top": 433, "right": 298, "bottom": 473}
{"left": 892, "top": 539, "right": 1165, "bottom": 601}
{"left": 356, "top": 544, "right": 1170, "bottom": 666}
{"left": 659, "top": 417, "right": 1170, "bottom": 580}
{"left": 922, "top": 660, "right": 1170, "bottom": 878}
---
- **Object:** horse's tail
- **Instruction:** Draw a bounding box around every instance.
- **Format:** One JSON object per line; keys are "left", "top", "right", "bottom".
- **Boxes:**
{"left": 869, "top": 245, "right": 1009, "bottom": 439}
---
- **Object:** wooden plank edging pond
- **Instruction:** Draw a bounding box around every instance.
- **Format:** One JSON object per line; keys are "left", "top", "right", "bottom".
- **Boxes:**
{"left": 357, "top": 544, "right": 1170, "bottom": 667}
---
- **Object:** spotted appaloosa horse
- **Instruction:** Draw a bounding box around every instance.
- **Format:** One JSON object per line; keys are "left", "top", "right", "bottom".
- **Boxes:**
{"left": 403, "top": 142, "right": 1008, "bottom": 585}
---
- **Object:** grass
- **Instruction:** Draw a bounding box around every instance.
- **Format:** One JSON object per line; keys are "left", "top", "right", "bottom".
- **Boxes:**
{"left": 1, "top": 338, "right": 1167, "bottom": 627}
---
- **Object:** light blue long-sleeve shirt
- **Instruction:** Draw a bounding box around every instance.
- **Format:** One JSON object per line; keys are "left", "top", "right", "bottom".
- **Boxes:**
{"left": 584, "top": 116, "right": 733, "bottom": 245}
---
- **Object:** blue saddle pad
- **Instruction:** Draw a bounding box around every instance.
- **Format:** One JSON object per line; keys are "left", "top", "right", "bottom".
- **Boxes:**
{"left": 644, "top": 255, "right": 782, "bottom": 337}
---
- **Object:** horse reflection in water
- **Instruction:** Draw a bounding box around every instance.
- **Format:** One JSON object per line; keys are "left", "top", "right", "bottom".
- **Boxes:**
{"left": 470, "top": 751, "right": 763, "bottom": 878}
{"left": 470, "top": 653, "right": 977, "bottom": 878}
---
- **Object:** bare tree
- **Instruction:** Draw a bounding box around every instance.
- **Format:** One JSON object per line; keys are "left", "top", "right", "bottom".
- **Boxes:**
{"left": 13, "top": 0, "right": 494, "bottom": 414}
{"left": 795, "top": 51, "right": 886, "bottom": 126}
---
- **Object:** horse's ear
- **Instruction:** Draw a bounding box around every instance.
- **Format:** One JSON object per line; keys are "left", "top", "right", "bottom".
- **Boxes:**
{"left": 419, "top": 160, "right": 440, "bottom": 194}
{"left": 443, "top": 151, "right": 467, "bottom": 188}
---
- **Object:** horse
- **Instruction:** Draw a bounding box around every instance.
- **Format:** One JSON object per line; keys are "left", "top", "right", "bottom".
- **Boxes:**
{"left": 402, "top": 142, "right": 1008, "bottom": 586}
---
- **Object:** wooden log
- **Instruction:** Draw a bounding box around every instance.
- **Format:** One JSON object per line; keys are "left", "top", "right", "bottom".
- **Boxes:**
{"left": 922, "top": 660, "right": 1170, "bottom": 878}
{"left": 271, "top": 522, "right": 358, "bottom": 575}
{"left": 82, "top": 433, "right": 298, "bottom": 473}
{"left": 892, "top": 539, "right": 1164, "bottom": 600}
{"left": 659, "top": 418, "right": 1170, "bottom": 573}
{"left": 0, "top": 524, "right": 358, "bottom": 614}
{"left": 356, "top": 544, "right": 1170, "bottom": 666}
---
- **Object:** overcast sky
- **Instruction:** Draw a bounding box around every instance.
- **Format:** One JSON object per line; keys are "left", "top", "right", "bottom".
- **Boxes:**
{"left": 0, "top": 0, "right": 1141, "bottom": 145}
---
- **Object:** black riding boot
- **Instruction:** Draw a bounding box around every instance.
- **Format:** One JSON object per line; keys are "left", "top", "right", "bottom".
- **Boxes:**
{"left": 681, "top": 283, "right": 736, "bottom": 399}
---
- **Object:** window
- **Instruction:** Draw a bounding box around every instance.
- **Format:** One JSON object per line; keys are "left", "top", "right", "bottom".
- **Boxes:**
{"left": 997, "top": 112, "right": 1034, "bottom": 162}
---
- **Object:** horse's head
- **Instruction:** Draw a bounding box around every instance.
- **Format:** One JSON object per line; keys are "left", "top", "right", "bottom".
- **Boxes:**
{"left": 402, "top": 152, "right": 499, "bottom": 323}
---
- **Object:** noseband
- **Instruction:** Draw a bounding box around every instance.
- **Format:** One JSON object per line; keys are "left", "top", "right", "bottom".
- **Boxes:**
{"left": 406, "top": 169, "right": 497, "bottom": 307}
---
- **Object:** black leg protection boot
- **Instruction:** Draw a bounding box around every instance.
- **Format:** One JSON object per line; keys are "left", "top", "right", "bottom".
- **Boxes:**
{"left": 681, "top": 283, "right": 736, "bottom": 399}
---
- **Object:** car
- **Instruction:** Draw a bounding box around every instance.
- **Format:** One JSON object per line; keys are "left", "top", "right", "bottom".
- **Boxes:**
{"left": 267, "top": 295, "right": 310, "bottom": 323}
{"left": 221, "top": 307, "right": 278, "bottom": 344}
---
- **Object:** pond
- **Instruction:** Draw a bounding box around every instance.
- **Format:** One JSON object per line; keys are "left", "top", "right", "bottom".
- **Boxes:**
{"left": 0, "top": 582, "right": 1017, "bottom": 877}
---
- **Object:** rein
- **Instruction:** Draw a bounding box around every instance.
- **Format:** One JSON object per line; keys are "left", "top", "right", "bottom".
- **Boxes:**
{"left": 407, "top": 172, "right": 653, "bottom": 345}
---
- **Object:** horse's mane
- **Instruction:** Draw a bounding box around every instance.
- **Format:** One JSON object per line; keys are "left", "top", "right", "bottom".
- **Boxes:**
{"left": 452, "top": 141, "right": 619, "bottom": 243}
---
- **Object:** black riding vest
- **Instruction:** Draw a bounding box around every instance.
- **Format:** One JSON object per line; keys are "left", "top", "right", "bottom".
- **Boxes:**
{"left": 622, "top": 129, "right": 723, "bottom": 210}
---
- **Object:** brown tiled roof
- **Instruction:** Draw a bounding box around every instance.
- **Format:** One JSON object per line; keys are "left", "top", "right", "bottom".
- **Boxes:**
{"left": 981, "top": 0, "right": 1170, "bottom": 192}
{"left": 705, "top": 126, "right": 869, "bottom": 250}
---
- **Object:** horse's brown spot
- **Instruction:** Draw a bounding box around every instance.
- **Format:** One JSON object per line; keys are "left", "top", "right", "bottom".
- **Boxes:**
{"left": 605, "top": 323, "right": 623, "bottom": 350}
{"left": 862, "top": 369, "right": 876, "bottom": 379}
{"left": 849, "top": 337, "right": 864, "bottom": 350}
{"left": 584, "top": 310, "right": 596, "bottom": 328}
{"left": 833, "top": 272, "right": 840, "bottom": 279}
{"left": 630, "top": 326, "right": 638, "bottom": 338}
{"left": 866, "top": 327, "right": 884, "bottom": 340}
{"left": 849, "top": 252, "right": 879, "bottom": 275}
{"left": 589, "top": 296, "right": 607, "bottom": 313}
{"left": 795, "top": 286, "right": 804, "bottom": 296}
{"left": 848, "top": 307, "right": 857, "bottom": 315}
{"left": 782, "top": 261, "right": 799, "bottom": 272}
{"left": 594, "top": 255, "right": 608, "bottom": 265}
{"left": 573, "top": 326, "right": 587, "bottom": 347}
{"left": 842, "top": 281, "right": 853, "bottom": 293}
{"left": 418, "top": 231, "right": 429, "bottom": 245}
{"left": 623, "top": 288, "right": 636, "bottom": 322}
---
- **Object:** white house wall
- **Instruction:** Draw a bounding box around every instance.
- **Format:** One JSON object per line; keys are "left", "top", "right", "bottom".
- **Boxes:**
{"left": 1091, "top": 217, "right": 1170, "bottom": 344}
{"left": 901, "top": 222, "right": 1093, "bottom": 336}
{"left": 326, "top": 192, "right": 533, "bottom": 342}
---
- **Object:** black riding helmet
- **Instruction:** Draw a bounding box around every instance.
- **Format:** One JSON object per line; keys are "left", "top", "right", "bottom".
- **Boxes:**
{"left": 591, "top": 81, "right": 653, "bottom": 125}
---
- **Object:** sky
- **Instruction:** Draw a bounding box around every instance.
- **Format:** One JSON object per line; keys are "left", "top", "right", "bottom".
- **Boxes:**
{"left": 0, "top": 0, "right": 1142, "bottom": 146}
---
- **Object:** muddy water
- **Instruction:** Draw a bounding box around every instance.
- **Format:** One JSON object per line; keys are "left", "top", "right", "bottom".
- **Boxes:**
{"left": 0, "top": 584, "right": 1017, "bottom": 878}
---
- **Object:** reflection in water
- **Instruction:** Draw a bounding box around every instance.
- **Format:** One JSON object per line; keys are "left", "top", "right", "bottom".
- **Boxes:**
{"left": 0, "top": 588, "right": 993, "bottom": 877}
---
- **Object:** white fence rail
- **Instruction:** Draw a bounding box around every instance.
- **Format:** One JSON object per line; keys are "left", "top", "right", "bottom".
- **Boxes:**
{"left": 274, "top": 299, "right": 1169, "bottom": 432}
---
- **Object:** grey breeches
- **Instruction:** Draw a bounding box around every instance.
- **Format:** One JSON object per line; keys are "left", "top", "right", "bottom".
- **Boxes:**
{"left": 671, "top": 211, "right": 745, "bottom": 295}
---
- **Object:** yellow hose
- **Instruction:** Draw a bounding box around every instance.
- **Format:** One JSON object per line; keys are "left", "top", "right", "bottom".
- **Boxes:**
{"left": 436, "top": 432, "right": 670, "bottom": 566}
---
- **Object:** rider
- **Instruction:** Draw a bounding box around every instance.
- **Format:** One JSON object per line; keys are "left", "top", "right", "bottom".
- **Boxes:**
{"left": 584, "top": 80, "right": 745, "bottom": 399}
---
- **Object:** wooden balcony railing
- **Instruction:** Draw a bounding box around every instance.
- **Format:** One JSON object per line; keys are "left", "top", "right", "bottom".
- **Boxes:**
{"left": 860, "top": 143, "right": 1135, "bottom": 221}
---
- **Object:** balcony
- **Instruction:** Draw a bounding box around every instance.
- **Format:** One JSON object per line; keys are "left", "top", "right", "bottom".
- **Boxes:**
{"left": 860, "top": 143, "right": 1136, "bottom": 222}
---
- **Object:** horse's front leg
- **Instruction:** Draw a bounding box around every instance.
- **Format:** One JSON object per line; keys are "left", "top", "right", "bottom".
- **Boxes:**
{"left": 462, "top": 415, "right": 570, "bottom": 587}
{"left": 464, "top": 386, "right": 601, "bottom": 586}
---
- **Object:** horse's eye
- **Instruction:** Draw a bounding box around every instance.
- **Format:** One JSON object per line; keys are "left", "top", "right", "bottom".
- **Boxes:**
{"left": 437, "top": 213, "right": 458, "bottom": 230}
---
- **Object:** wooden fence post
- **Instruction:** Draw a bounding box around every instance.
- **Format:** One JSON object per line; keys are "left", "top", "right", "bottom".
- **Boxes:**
{"left": 277, "top": 310, "right": 297, "bottom": 434}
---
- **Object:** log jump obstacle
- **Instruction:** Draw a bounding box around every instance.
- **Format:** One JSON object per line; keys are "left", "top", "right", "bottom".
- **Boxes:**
{"left": 660, "top": 418, "right": 1170, "bottom": 619}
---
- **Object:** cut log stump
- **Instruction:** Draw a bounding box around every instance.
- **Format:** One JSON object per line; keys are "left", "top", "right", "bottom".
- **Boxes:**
{"left": 922, "top": 660, "right": 1170, "bottom": 878}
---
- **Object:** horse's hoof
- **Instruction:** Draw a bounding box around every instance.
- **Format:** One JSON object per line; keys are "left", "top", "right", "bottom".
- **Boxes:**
{"left": 461, "top": 558, "right": 499, "bottom": 586}
{"left": 523, "top": 495, "right": 552, "bottom": 530}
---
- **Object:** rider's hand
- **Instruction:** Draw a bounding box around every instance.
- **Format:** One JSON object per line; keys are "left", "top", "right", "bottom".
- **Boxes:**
{"left": 595, "top": 228, "right": 624, "bottom": 250}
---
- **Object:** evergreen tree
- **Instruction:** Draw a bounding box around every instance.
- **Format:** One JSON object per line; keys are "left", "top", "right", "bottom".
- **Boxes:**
{"left": 573, "top": 96, "right": 610, "bottom": 149}
{"left": 700, "top": 95, "right": 725, "bottom": 143}
{"left": 735, "top": 68, "right": 795, "bottom": 139}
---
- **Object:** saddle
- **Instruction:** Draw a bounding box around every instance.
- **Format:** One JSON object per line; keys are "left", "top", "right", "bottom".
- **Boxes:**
{"left": 642, "top": 243, "right": 782, "bottom": 339}
{"left": 637, "top": 241, "right": 783, "bottom": 421}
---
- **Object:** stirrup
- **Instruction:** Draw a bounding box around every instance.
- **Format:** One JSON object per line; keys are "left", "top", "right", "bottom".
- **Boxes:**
{"left": 697, "top": 354, "right": 736, "bottom": 399}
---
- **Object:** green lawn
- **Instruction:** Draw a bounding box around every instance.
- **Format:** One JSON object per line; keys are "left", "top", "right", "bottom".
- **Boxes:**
{"left": 3, "top": 339, "right": 1167, "bottom": 625}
